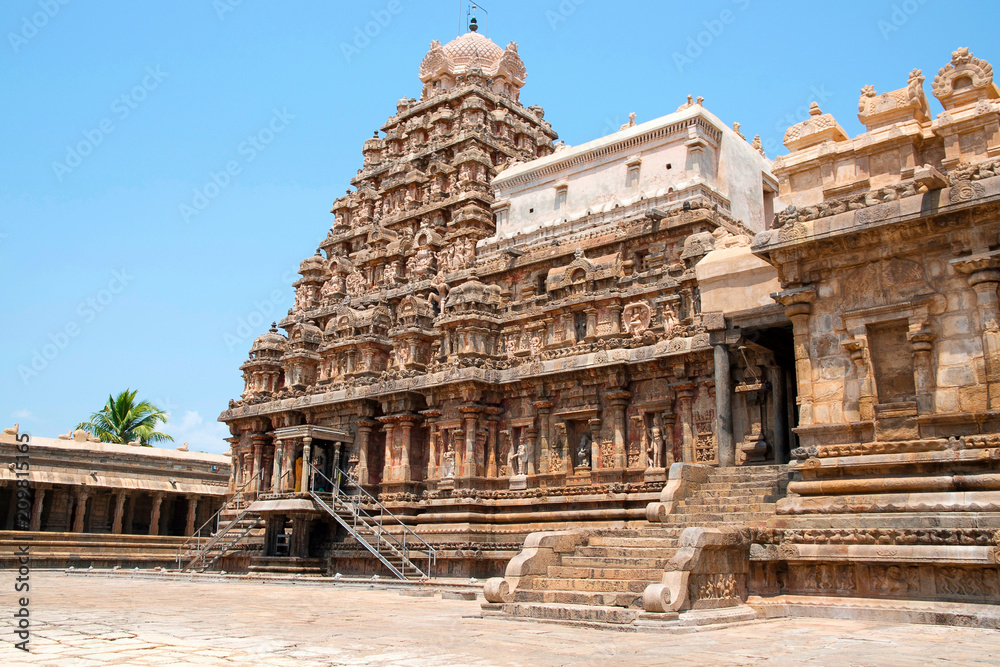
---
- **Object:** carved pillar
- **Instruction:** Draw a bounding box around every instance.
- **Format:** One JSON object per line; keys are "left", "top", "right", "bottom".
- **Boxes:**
{"left": 232, "top": 447, "right": 243, "bottom": 490}
{"left": 71, "top": 490, "right": 89, "bottom": 533}
{"left": 675, "top": 385, "right": 696, "bottom": 463}
{"left": 712, "top": 336, "right": 735, "bottom": 468}
{"left": 123, "top": 494, "right": 135, "bottom": 534}
{"left": 111, "top": 491, "right": 126, "bottom": 535}
{"left": 380, "top": 418, "right": 396, "bottom": 482}
{"left": 356, "top": 420, "right": 376, "bottom": 485}
{"left": 605, "top": 391, "right": 631, "bottom": 469}
{"left": 774, "top": 286, "right": 817, "bottom": 425}
{"left": 635, "top": 414, "right": 649, "bottom": 469}
{"left": 332, "top": 441, "right": 342, "bottom": 477}
{"left": 421, "top": 410, "right": 441, "bottom": 479}
{"left": 148, "top": 493, "right": 163, "bottom": 536}
{"left": 486, "top": 408, "right": 502, "bottom": 478}
{"left": 609, "top": 304, "right": 622, "bottom": 335}
{"left": 533, "top": 401, "right": 553, "bottom": 473}
{"left": 662, "top": 413, "right": 677, "bottom": 466}
{"left": 185, "top": 496, "right": 199, "bottom": 537}
{"left": 272, "top": 440, "right": 284, "bottom": 493}
{"left": 584, "top": 307, "right": 598, "bottom": 342}
{"left": 953, "top": 257, "right": 1000, "bottom": 410}
{"left": 251, "top": 434, "right": 266, "bottom": 494}
{"left": 399, "top": 416, "right": 415, "bottom": 482}
{"left": 525, "top": 426, "right": 538, "bottom": 476}
{"left": 300, "top": 436, "right": 312, "bottom": 494}
{"left": 459, "top": 405, "right": 481, "bottom": 477}
{"left": 29, "top": 487, "right": 46, "bottom": 532}
{"left": 909, "top": 326, "right": 937, "bottom": 414}
{"left": 588, "top": 418, "right": 602, "bottom": 469}
{"left": 842, "top": 337, "right": 873, "bottom": 422}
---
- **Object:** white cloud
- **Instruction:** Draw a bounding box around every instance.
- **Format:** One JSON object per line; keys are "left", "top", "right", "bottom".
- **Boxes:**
{"left": 11, "top": 409, "right": 38, "bottom": 422}
{"left": 163, "top": 410, "right": 230, "bottom": 454}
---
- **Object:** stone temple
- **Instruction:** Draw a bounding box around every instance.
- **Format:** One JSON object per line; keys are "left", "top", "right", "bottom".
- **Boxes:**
{"left": 211, "top": 28, "right": 1000, "bottom": 627}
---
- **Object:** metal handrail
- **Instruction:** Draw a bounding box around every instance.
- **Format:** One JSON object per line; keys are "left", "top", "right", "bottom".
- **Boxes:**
{"left": 309, "top": 463, "right": 436, "bottom": 578}
{"left": 310, "top": 488, "right": 408, "bottom": 580}
{"left": 332, "top": 465, "right": 437, "bottom": 560}
{"left": 175, "top": 470, "right": 261, "bottom": 570}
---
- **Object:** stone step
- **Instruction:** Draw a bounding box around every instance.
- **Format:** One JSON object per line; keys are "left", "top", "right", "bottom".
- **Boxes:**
{"left": 561, "top": 555, "right": 673, "bottom": 569}
{"left": 574, "top": 545, "right": 677, "bottom": 559}
{"left": 502, "top": 601, "right": 640, "bottom": 624}
{"left": 528, "top": 577, "right": 650, "bottom": 594}
{"left": 511, "top": 588, "right": 642, "bottom": 610}
{"left": 674, "top": 504, "right": 773, "bottom": 515}
{"left": 585, "top": 535, "right": 679, "bottom": 548}
{"left": 660, "top": 513, "right": 774, "bottom": 524}
{"left": 547, "top": 565, "right": 665, "bottom": 580}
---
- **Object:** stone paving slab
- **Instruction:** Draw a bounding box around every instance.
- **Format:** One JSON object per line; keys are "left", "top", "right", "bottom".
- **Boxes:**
{"left": 2, "top": 571, "right": 1000, "bottom": 665}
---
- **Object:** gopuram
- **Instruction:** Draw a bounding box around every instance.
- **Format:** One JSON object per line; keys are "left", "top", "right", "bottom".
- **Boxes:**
{"left": 215, "top": 19, "right": 1000, "bottom": 627}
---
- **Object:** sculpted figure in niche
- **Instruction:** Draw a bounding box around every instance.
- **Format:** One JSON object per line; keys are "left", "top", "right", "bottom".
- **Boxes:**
{"left": 504, "top": 336, "right": 517, "bottom": 359}
{"left": 662, "top": 305, "right": 679, "bottom": 337}
{"left": 442, "top": 448, "right": 455, "bottom": 478}
{"left": 648, "top": 425, "right": 664, "bottom": 469}
{"left": 577, "top": 432, "right": 592, "bottom": 467}
{"left": 623, "top": 303, "right": 651, "bottom": 335}
{"left": 514, "top": 443, "right": 528, "bottom": 476}
{"left": 346, "top": 270, "right": 365, "bottom": 297}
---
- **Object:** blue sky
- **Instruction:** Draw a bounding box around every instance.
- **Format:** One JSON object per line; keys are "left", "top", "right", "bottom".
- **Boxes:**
{"left": 2, "top": 0, "right": 995, "bottom": 453}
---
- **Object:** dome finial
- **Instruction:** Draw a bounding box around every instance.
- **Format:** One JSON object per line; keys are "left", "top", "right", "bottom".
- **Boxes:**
{"left": 270, "top": 322, "right": 278, "bottom": 333}
{"left": 469, "top": 16, "right": 478, "bottom": 32}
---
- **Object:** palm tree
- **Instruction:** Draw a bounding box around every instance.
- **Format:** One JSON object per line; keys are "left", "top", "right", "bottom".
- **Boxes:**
{"left": 76, "top": 389, "right": 174, "bottom": 446}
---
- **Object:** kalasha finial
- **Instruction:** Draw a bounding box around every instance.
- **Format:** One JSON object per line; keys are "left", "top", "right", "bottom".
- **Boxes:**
{"left": 270, "top": 322, "right": 278, "bottom": 333}
{"left": 469, "top": 16, "right": 479, "bottom": 32}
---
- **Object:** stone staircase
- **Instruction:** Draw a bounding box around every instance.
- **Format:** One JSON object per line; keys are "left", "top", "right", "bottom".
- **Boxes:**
{"left": 487, "top": 464, "right": 789, "bottom": 626}
{"left": 658, "top": 465, "right": 788, "bottom": 528}
{"left": 500, "top": 527, "right": 684, "bottom": 624}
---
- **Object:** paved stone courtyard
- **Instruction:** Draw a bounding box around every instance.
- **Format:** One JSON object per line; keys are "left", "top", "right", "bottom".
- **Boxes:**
{"left": 3, "top": 572, "right": 1000, "bottom": 666}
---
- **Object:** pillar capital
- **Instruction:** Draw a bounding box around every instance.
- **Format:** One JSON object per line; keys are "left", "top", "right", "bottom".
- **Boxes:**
{"left": 773, "top": 285, "right": 817, "bottom": 318}
{"left": 951, "top": 252, "right": 1000, "bottom": 285}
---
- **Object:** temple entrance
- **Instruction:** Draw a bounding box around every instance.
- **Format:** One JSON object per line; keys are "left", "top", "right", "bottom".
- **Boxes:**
{"left": 735, "top": 325, "right": 797, "bottom": 464}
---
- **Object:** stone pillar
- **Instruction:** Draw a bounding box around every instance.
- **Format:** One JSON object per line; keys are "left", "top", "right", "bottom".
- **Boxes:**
{"left": 272, "top": 440, "right": 284, "bottom": 493}
{"left": 842, "top": 337, "right": 874, "bottom": 422}
{"left": 356, "top": 419, "right": 376, "bottom": 485}
{"left": 111, "top": 492, "right": 127, "bottom": 535}
{"left": 662, "top": 413, "right": 677, "bottom": 466}
{"left": 282, "top": 440, "right": 298, "bottom": 492}
{"left": 71, "top": 490, "right": 89, "bottom": 533}
{"left": 486, "top": 408, "right": 501, "bottom": 478}
{"left": 380, "top": 419, "right": 395, "bottom": 482}
{"left": 421, "top": 410, "right": 440, "bottom": 479}
{"left": 605, "top": 391, "right": 631, "bottom": 469}
{"left": 774, "top": 287, "right": 817, "bottom": 425}
{"left": 584, "top": 307, "right": 598, "bottom": 342}
{"left": 399, "top": 417, "right": 415, "bottom": 481}
{"left": 909, "top": 326, "right": 937, "bottom": 414}
{"left": 675, "top": 386, "right": 696, "bottom": 463}
{"left": 300, "top": 436, "right": 313, "bottom": 494}
{"left": 588, "top": 418, "right": 602, "bottom": 469}
{"left": 533, "top": 401, "right": 553, "bottom": 473}
{"left": 332, "top": 441, "right": 342, "bottom": 477}
{"left": 524, "top": 426, "right": 538, "bottom": 476}
{"left": 251, "top": 435, "right": 266, "bottom": 494}
{"left": 232, "top": 447, "right": 244, "bottom": 490}
{"left": 609, "top": 304, "right": 622, "bottom": 335}
{"left": 148, "top": 493, "right": 163, "bottom": 536}
{"left": 712, "top": 335, "right": 735, "bottom": 467}
{"left": 459, "top": 405, "right": 481, "bottom": 477}
{"left": 29, "top": 487, "right": 46, "bottom": 532}
{"left": 953, "top": 257, "right": 1000, "bottom": 410}
{"left": 123, "top": 494, "right": 135, "bottom": 535}
{"left": 185, "top": 496, "right": 199, "bottom": 537}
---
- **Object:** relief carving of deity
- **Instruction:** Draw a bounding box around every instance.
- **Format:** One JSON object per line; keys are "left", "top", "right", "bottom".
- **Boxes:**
{"left": 346, "top": 270, "right": 366, "bottom": 297}
{"left": 623, "top": 302, "right": 651, "bottom": 335}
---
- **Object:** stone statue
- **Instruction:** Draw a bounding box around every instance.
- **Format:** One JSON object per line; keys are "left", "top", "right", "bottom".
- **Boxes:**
{"left": 648, "top": 425, "right": 664, "bottom": 469}
{"left": 577, "top": 433, "right": 592, "bottom": 467}
{"left": 442, "top": 448, "right": 456, "bottom": 478}
{"left": 514, "top": 443, "right": 527, "bottom": 476}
